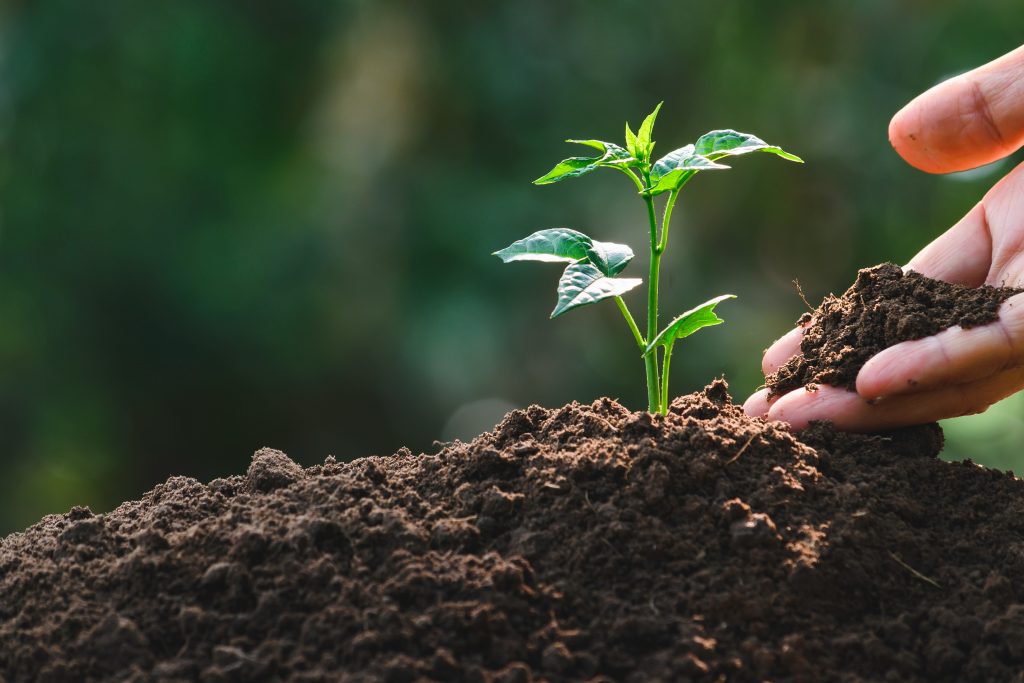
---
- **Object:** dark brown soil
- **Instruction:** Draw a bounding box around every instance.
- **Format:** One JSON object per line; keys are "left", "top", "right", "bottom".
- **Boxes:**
{"left": 767, "top": 263, "right": 1023, "bottom": 397}
{"left": 2, "top": 381, "right": 1024, "bottom": 682}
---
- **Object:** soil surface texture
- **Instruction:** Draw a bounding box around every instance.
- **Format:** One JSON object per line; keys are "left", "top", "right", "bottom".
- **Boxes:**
{"left": 767, "top": 262, "right": 1022, "bottom": 397}
{"left": 3, "top": 381, "right": 1024, "bottom": 682}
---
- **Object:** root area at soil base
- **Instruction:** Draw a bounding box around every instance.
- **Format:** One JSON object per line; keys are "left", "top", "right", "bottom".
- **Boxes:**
{"left": 3, "top": 381, "right": 1024, "bottom": 682}
{"left": 768, "top": 262, "right": 1023, "bottom": 397}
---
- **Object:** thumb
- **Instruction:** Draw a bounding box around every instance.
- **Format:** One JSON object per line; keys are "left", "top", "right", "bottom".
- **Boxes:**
{"left": 889, "top": 45, "right": 1024, "bottom": 174}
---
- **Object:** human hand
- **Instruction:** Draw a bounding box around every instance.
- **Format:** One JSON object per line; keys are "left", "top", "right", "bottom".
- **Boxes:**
{"left": 744, "top": 45, "right": 1024, "bottom": 431}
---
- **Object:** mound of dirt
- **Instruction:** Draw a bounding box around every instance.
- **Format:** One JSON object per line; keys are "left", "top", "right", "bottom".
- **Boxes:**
{"left": 2, "top": 381, "right": 1023, "bottom": 682}
{"left": 767, "top": 262, "right": 1022, "bottom": 397}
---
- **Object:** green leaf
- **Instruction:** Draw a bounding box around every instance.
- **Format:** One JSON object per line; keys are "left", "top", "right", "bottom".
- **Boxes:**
{"left": 567, "top": 139, "right": 635, "bottom": 166}
{"left": 644, "top": 294, "right": 736, "bottom": 355}
{"left": 533, "top": 156, "right": 603, "bottom": 185}
{"left": 494, "top": 229, "right": 634, "bottom": 277}
{"left": 625, "top": 123, "right": 639, "bottom": 158}
{"left": 534, "top": 140, "right": 636, "bottom": 185}
{"left": 651, "top": 144, "right": 731, "bottom": 178}
{"left": 586, "top": 240, "right": 634, "bottom": 276}
{"left": 565, "top": 139, "right": 617, "bottom": 155}
{"left": 565, "top": 139, "right": 607, "bottom": 153}
{"left": 694, "top": 129, "right": 803, "bottom": 163}
{"left": 647, "top": 144, "right": 729, "bottom": 196}
{"left": 493, "top": 228, "right": 593, "bottom": 264}
{"left": 636, "top": 102, "right": 662, "bottom": 161}
{"left": 552, "top": 263, "right": 642, "bottom": 318}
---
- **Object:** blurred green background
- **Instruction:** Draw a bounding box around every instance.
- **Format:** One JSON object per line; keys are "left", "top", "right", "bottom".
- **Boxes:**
{"left": 2, "top": 0, "right": 1023, "bottom": 535}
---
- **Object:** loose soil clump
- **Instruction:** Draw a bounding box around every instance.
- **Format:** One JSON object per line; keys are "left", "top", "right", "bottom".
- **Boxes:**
{"left": 3, "top": 381, "right": 1024, "bottom": 681}
{"left": 767, "top": 262, "right": 1022, "bottom": 397}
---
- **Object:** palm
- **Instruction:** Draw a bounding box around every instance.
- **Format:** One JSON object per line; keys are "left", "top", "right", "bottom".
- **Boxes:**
{"left": 745, "top": 45, "right": 1024, "bottom": 431}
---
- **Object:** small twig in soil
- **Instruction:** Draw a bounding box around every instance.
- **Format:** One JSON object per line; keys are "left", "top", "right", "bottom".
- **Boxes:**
{"left": 591, "top": 415, "right": 618, "bottom": 433}
{"left": 601, "top": 537, "right": 625, "bottom": 558}
{"left": 888, "top": 551, "right": 941, "bottom": 589}
{"left": 792, "top": 279, "right": 813, "bottom": 312}
{"left": 726, "top": 430, "right": 761, "bottom": 465}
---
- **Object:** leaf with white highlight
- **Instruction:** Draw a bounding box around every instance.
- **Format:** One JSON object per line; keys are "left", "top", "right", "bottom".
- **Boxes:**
{"left": 694, "top": 129, "right": 803, "bottom": 163}
{"left": 647, "top": 144, "right": 729, "bottom": 196}
{"left": 551, "top": 263, "right": 642, "bottom": 318}
{"left": 493, "top": 228, "right": 594, "bottom": 264}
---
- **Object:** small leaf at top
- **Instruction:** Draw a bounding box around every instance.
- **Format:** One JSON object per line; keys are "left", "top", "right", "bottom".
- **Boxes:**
{"left": 646, "top": 145, "right": 729, "bottom": 196}
{"left": 566, "top": 139, "right": 610, "bottom": 153}
{"left": 552, "top": 263, "right": 642, "bottom": 318}
{"left": 533, "top": 156, "right": 603, "bottom": 185}
{"left": 625, "top": 122, "right": 639, "bottom": 159}
{"left": 567, "top": 139, "right": 635, "bottom": 166}
{"left": 534, "top": 141, "right": 637, "bottom": 185}
{"left": 636, "top": 102, "right": 663, "bottom": 161}
{"left": 493, "top": 228, "right": 594, "bottom": 264}
{"left": 644, "top": 294, "right": 736, "bottom": 355}
{"left": 694, "top": 129, "right": 803, "bottom": 163}
{"left": 650, "top": 145, "right": 730, "bottom": 178}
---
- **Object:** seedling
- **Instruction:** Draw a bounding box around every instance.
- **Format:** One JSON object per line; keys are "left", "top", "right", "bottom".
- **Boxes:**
{"left": 494, "top": 103, "right": 801, "bottom": 414}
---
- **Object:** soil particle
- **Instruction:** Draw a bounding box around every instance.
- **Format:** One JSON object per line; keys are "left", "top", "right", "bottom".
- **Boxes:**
{"left": 246, "top": 447, "right": 305, "bottom": 492}
{"left": 2, "top": 380, "right": 1024, "bottom": 681}
{"left": 767, "top": 262, "right": 1023, "bottom": 397}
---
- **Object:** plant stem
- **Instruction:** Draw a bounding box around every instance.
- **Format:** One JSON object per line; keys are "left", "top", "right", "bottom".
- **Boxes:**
{"left": 615, "top": 296, "right": 644, "bottom": 349}
{"left": 653, "top": 188, "right": 681, "bottom": 414}
{"left": 660, "top": 340, "right": 674, "bottom": 411}
{"left": 644, "top": 345, "right": 661, "bottom": 414}
{"left": 642, "top": 170, "right": 662, "bottom": 413}
{"left": 659, "top": 188, "right": 680, "bottom": 253}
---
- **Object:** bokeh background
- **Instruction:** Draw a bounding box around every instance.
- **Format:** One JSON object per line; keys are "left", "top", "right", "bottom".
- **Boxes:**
{"left": 2, "top": 0, "right": 1023, "bottom": 534}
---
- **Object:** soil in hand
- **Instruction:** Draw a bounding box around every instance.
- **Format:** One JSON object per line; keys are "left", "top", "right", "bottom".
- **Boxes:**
{"left": 767, "top": 262, "right": 1023, "bottom": 397}
{"left": 3, "top": 381, "right": 1024, "bottom": 682}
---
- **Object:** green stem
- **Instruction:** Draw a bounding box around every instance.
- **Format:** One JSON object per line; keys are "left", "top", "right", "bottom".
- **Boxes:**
{"left": 653, "top": 188, "right": 682, "bottom": 414}
{"left": 642, "top": 170, "right": 661, "bottom": 413}
{"left": 659, "top": 188, "right": 680, "bottom": 254}
{"left": 615, "top": 296, "right": 644, "bottom": 350}
{"left": 660, "top": 341, "right": 674, "bottom": 412}
{"left": 644, "top": 348, "right": 660, "bottom": 414}
{"left": 651, "top": 188, "right": 684, "bottom": 417}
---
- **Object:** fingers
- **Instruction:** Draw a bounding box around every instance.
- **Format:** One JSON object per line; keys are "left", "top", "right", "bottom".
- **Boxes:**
{"left": 980, "top": 160, "right": 1024, "bottom": 287}
{"left": 904, "top": 202, "right": 992, "bottom": 287}
{"left": 856, "top": 292, "right": 1024, "bottom": 398}
{"left": 908, "top": 159, "right": 1024, "bottom": 288}
{"left": 761, "top": 324, "right": 807, "bottom": 376}
{"left": 766, "top": 385, "right": 872, "bottom": 431}
{"left": 889, "top": 45, "right": 1024, "bottom": 174}
{"left": 764, "top": 366, "right": 1024, "bottom": 432}
{"left": 748, "top": 290, "right": 1024, "bottom": 428}
{"left": 742, "top": 387, "right": 773, "bottom": 419}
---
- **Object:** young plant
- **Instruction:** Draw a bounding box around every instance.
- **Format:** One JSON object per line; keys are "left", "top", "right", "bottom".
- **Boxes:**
{"left": 494, "top": 104, "right": 801, "bottom": 414}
